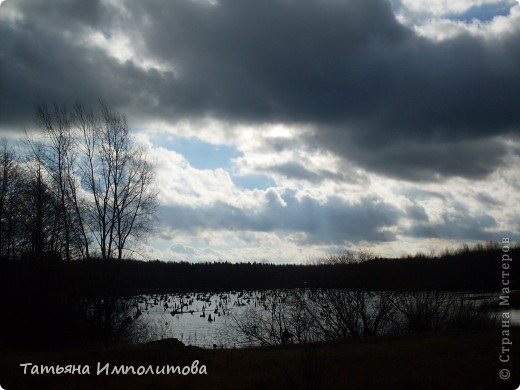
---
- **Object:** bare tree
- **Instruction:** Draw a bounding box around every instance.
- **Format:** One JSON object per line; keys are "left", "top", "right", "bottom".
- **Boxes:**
{"left": 112, "top": 144, "right": 156, "bottom": 260}
{"left": 389, "top": 291, "right": 494, "bottom": 333}
{"left": 314, "top": 249, "right": 376, "bottom": 265}
{"left": 292, "top": 289, "right": 396, "bottom": 339}
{"left": 1, "top": 139, "right": 67, "bottom": 261}
{"left": 232, "top": 291, "right": 293, "bottom": 346}
{"left": 34, "top": 103, "right": 79, "bottom": 261}
{"left": 28, "top": 101, "right": 156, "bottom": 261}
{"left": 0, "top": 141, "right": 23, "bottom": 260}
{"left": 75, "top": 102, "right": 156, "bottom": 260}
{"left": 21, "top": 152, "right": 57, "bottom": 261}
{"left": 349, "top": 290, "right": 395, "bottom": 336}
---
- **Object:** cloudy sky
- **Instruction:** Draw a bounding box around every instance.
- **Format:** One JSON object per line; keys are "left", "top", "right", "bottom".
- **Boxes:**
{"left": 1, "top": 0, "right": 519, "bottom": 263}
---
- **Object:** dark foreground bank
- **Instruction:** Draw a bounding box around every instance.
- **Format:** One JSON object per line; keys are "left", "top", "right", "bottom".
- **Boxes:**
{"left": 0, "top": 329, "right": 518, "bottom": 389}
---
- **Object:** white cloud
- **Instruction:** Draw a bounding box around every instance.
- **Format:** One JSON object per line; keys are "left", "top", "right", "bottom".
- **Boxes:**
{"left": 129, "top": 118, "right": 520, "bottom": 262}
{"left": 395, "top": 0, "right": 520, "bottom": 41}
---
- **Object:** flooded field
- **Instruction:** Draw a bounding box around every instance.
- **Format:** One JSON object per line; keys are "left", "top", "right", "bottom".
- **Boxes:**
{"left": 127, "top": 290, "right": 519, "bottom": 348}
{"left": 133, "top": 290, "right": 268, "bottom": 347}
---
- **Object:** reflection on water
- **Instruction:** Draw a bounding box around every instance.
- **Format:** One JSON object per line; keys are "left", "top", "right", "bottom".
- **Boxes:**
{"left": 130, "top": 290, "right": 519, "bottom": 348}
{"left": 134, "top": 291, "right": 264, "bottom": 348}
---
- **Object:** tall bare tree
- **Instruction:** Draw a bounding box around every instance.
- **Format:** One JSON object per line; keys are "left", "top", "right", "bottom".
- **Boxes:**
{"left": 19, "top": 151, "right": 65, "bottom": 261}
{"left": 0, "top": 141, "right": 22, "bottom": 260}
{"left": 1, "top": 140, "right": 65, "bottom": 261}
{"left": 75, "top": 102, "right": 156, "bottom": 260}
{"left": 30, "top": 101, "right": 156, "bottom": 261}
{"left": 34, "top": 103, "right": 77, "bottom": 261}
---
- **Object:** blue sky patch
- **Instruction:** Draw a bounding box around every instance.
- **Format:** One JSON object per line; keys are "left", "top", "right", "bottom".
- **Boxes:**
{"left": 154, "top": 135, "right": 243, "bottom": 170}
{"left": 151, "top": 135, "right": 276, "bottom": 189}
{"left": 449, "top": 1, "right": 516, "bottom": 23}
{"left": 232, "top": 174, "right": 277, "bottom": 190}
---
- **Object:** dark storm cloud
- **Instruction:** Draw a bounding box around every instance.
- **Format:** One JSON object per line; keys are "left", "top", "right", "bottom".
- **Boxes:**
{"left": 0, "top": 10, "right": 174, "bottom": 126}
{"left": 122, "top": 0, "right": 413, "bottom": 123}
{"left": 1, "top": 0, "right": 519, "bottom": 180}
{"left": 160, "top": 191, "right": 401, "bottom": 245}
{"left": 405, "top": 211, "right": 507, "bottom": 241}
{"left": 322, "top": 136, "right": 508, "bottom": 181}
{"left": 19, "top": 0, "right": 104, "bottom": 29}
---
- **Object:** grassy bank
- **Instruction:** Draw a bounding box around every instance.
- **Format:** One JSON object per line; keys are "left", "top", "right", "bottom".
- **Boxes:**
{"left": 1, "top": 329, "right": 518, "bottom": 389}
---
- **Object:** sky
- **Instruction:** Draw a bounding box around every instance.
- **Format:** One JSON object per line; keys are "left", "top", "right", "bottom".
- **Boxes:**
{"left": 1, "top": 0, "right": 519, "bottom": 263}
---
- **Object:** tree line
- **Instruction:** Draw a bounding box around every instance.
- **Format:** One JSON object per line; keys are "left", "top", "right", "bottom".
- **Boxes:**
{"left": 0, "top": 102, "right": 157, "bottom": 262}
{"left": 3, "top": 243, "right": 515, "bottom": 295}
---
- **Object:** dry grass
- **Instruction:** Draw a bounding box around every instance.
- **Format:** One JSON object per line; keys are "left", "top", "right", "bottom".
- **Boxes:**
{"left": 0, "top": 329, "right": 518, "bottom": 389}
